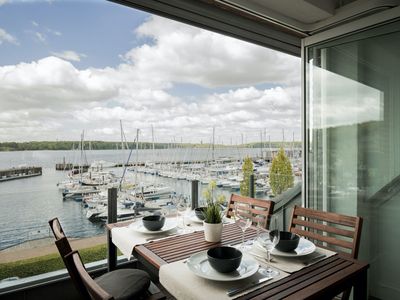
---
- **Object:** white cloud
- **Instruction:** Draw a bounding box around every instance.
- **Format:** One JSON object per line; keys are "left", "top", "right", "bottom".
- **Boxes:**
{"left": 0, "top": 16, "right": 301, "bottom": 142}
{"left": 32, "top": 21, "right": 39, "bottom": 27}
{"left": 0, "top": 28, "right": 19, "bottom": 45}
{"left": 126, "top": 16, "right": 300, "bottom": 88}
{"left": 46, "top": 27, "right": 61, "bottom": 36}
{"left": 51, "top": 50, "right": 86, "bottom": 62}
{"left": 0, "top": 56, "right": 118, "bottom": 112}
{"left": 35, "top": 31, "right": 46, "bottom": 43}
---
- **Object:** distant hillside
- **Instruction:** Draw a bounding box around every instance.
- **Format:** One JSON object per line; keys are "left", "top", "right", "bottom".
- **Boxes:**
{"left": 0, "top": 141, "right": 301, "bottom": 151}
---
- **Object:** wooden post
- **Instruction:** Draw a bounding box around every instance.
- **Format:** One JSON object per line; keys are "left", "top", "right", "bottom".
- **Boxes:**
{"left": 249, "top": 174, "right": 255, "bottom": 198}
{"left": 191, "top": 180, "right": 199, "bottom": 209}
{"left": 107, "top": 188, "right": 117, "bottom": 272}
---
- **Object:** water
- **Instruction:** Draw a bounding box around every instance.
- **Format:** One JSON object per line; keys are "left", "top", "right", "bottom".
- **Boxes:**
{"left": 0, "top": 148, "right": 261, "bottom": 250}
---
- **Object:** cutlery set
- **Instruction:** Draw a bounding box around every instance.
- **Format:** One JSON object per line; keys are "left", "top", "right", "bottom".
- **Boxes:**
{"left": 226, "top": 276, "right": 273, "bottom": 297}
{"left": 224, "top": 252, "right": 327, "bottom": 296}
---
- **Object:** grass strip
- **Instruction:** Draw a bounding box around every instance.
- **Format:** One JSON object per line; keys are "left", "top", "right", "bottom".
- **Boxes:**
{"left": 0, "top": 244, "right": 108, "bottom": 280}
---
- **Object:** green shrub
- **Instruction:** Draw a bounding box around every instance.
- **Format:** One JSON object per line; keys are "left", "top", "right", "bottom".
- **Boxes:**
{"left": 0, "top": 244, "right": 108, "bottom": 280}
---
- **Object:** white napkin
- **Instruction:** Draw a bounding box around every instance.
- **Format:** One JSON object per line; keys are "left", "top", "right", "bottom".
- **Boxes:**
{"left": 160, "top": 257, "right": 289, "bottom": 300}
{"left": 249, "top": 244, "right": 336, "bottom": 273}
{"left": 111, "top": 216, "right": 204, "bottom": 259}
{"left": 111, "top": 224, "right": 153, "bottom": 259}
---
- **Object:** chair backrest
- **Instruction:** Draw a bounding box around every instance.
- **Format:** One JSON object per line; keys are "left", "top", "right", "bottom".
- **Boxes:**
{"left": 49, "top": 217, "right": 65, "bottom": 240}
{"left": 49, "top": 218, "right": 90, "bottom": 299}
{"left": 65, "top": 250, "right": 113, "bottom": 300}
{"left": 49, "top": 217, "right": 72, "bottom": 257}
{"left": 288, "top": 205, "right": 363, "bottom": 259}
{"left": 226, "top": 194, "right": 275, "bottom": 229}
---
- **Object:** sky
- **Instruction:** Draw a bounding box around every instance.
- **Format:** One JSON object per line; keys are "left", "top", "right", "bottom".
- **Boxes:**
{"left": 0, "top": 0, "right": 301, "bottom": 144}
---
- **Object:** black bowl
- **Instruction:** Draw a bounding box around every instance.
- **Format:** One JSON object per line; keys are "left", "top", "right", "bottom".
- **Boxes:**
{"left": 270, "top": 230, "right": 300, "bottom": 252}
{"left": 194, "top": 207, "right": 207, "bottom": 220}
{"left": 207, "top": 246, "right": 242, "bottom": 273}
{"left": 142, "top": 215, "right": 165, "bottom": 231}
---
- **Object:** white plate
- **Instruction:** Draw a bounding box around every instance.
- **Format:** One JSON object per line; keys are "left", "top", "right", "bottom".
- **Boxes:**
{"left": 222, "top": 216, "right": 235, "bottom": 224}
{"left": 186, "top": 251, "right": 259, "bottom": 281}
{"left": 129, "top": 218, "right": 177, "bottom": 234}
{"left": 190, "top": 215, "right": 204, "bottom": 224}
{"left": 256, "top": 238, "right": 316, "bottom": 257}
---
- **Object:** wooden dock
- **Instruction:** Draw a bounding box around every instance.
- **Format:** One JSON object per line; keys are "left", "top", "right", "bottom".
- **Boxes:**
{"left": 0, "top": 167, "right": 42, "bottom": 182}
{"left": 55, "top": 163, "right": 90, "bottom": 171}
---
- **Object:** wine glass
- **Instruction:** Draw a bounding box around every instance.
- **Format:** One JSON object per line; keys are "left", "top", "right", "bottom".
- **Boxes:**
{"left": 234, "top": 202, "right": 252, "bottom": 251}
{"left": 257, "top": 216, "right": 280, "bottom": 277}
{"left": 255, "top": 214, "right": 265, "bottom": 240}
{"left": 176, "top": 196, "right": 191, "bottom": 233}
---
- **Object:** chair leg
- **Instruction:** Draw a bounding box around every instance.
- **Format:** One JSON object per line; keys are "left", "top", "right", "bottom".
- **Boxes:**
{"left": 341, "top": 289, "right": 351, "bottom": 300}
{"left": 145, "top": 281, "right": 167, "bottom": 300}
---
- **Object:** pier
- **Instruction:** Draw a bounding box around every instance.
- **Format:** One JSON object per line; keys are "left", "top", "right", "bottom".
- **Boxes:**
{"left": 55, "top": 163, "right": 90, "bottom": 172}
{"left": 0, "top": 167, "right": 42, "bottom": 182}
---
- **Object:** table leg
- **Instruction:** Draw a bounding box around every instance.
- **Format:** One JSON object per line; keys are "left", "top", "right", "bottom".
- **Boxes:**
{"left": 107, "top": 188, "right": 118, "bottom": 272}
{"left": 107, "top": 230, "right": 117, "bottom": 272}
{"left": 353, "top": 270, "right": 367, "bottom": 300}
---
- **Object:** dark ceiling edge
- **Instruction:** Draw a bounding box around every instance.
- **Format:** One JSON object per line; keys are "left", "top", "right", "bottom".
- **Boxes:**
{"left": 108, "top": 0, "right": 302, "bottom": 57}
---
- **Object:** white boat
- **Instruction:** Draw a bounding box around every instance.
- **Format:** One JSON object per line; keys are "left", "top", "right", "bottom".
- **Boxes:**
{"left": 131, "top": 184, "right": 173, "bottom": 200}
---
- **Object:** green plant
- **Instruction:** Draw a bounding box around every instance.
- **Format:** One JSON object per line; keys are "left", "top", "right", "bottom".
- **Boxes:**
{"left": 202, "top": 181, "right": 225, "bottom": 223}
{"left": 240, "top": 156, "right": 255, "bottom": 196}
{"left": 269, "top": 147, "right": 294, "bottom": 195}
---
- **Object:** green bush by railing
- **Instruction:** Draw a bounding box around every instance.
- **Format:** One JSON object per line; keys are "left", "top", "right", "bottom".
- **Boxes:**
{"left": 0, "top": 244, "right": 108, "bottom": 280}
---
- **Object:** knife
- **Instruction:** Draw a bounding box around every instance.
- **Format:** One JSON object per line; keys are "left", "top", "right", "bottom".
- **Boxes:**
{"left": 226, "top": 277, "right": 273, "bottom": 297}
{"left": 303, "top": 254, "right": 326, "bottom": 266}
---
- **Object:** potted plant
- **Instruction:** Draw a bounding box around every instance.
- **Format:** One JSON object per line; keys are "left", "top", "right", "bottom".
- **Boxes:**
{"left": 202, "top": 181, "right": 226, "bottom": 242}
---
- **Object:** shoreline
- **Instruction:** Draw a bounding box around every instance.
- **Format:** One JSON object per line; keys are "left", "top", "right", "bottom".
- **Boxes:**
{"left": 0, "top": 234, "right": 106, "bottom": 264}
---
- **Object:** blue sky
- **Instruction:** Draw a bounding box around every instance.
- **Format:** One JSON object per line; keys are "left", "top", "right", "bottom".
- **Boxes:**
{"left": 0, "top": 0, "right": 301, "bottom": 143}
{"left": 0, "top": 0, "right": 149, "bottom": 68}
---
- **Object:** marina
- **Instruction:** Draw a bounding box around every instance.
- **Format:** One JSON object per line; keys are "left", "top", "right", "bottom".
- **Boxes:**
{"left": 0, "top": 147, "right": 301, "bottom": 251}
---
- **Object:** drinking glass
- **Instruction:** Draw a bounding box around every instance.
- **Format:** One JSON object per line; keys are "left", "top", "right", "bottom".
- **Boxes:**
{"left": 176, "top": 197, "right": 191, "bottom": 233}
{"left": 255, "top": 214, "right": 265, "bottom": 240}
{"left": 234, "top": 203, "right": 252, "bottom": 251}
{"left": 257, "top": 217, "right": 280, "bottom": 277}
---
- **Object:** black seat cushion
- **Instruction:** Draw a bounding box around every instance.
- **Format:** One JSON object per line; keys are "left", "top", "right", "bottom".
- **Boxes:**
{"left": 95, "top": 269, "right": 150, "bottom": 300}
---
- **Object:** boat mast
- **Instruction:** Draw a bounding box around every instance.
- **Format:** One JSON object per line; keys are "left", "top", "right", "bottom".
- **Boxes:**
{"left": 269, "top": 134, "right": 272, "bottom": 159}
{"left": 152, "top": 125, "right": 155, "bottom": 163}
{"left": 212, "top": 126, "right": 215, "bottom": 162}
{"left": 135, "top": 128, "right": 139, "bottom": 184}
{"left": 292, "top": 131, "right": 295, "bottom": 159}
{"left": 80, "top": 130, "right": 84, "bottom": 183}
{"left": 120, "top": 120, "right": 124, "bottom": 169}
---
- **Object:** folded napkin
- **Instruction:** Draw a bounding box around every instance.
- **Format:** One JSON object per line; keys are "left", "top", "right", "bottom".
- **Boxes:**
{"left": 111, "top": 217, "right": 204, "bottom": 259}
{"left": 250, "top": 244, "right": 336, "bottom": 274}
{"left": 160, "top": 256, "right": 289, "bottom": 300}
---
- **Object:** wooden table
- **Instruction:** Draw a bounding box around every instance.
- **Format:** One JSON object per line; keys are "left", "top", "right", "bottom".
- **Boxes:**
{"left": 132, "top": 224, "right": 368, "bottom": 300}
{"left": 107, "top": 222, "right": 368, "bottom": 299}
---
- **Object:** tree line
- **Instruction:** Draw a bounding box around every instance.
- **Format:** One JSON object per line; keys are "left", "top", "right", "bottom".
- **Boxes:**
{"left": 0, "top": 141, "right": 301, "bottom": 151}
{"left": 0, "top": 141, "right": 168, "bottom": 151}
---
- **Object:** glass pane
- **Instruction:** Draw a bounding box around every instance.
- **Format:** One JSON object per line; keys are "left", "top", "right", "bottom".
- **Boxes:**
{"left": 306, "top": 21, "right": 400, "bottom": 299}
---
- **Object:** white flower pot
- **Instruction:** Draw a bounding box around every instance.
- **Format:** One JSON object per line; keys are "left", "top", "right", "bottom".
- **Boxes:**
{"left": 203, "top": 221, "right": 223, "bottom": 242}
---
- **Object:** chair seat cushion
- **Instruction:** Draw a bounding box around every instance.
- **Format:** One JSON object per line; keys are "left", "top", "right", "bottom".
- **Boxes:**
{"left": 95, "top": 268, "right": 150, "bottom": 300}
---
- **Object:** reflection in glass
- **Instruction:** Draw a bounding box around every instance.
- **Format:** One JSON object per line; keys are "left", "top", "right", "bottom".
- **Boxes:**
{"left": 306, "top": 23, "right": 400, "bottom": 299}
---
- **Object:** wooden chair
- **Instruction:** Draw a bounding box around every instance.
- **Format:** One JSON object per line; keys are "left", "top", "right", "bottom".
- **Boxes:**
{"left": 288, "top": 205, "right": 363, "bottom": 258}
{"left": 64, "top": 249, "right": 152, "bottom": 300}
{"left": 48, "top": 218, "right": 154, "bottom": 300}
{"left": 288, "top": 205, "right": 363, "bottom": 300}
{"left": 49, "top": 217, "right": 72, "bottom": 256}
{"left": 225, "top": 194, "right": 275, "bottom": 229}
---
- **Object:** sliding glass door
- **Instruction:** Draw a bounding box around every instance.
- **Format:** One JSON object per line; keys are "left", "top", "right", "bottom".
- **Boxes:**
{"left": 305, "top": 20, "right": 400, "bottom": 299}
